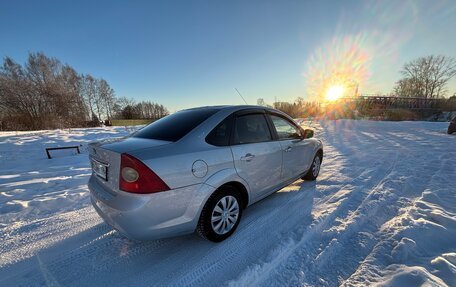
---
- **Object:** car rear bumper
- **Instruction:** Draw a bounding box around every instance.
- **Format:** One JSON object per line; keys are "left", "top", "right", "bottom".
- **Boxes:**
{"left": 88, "top": 175, "right": 215, "bottom": 240}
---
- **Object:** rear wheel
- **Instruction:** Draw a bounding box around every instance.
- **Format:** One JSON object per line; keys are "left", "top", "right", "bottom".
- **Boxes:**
{"left": 197, "top": 186, "right": 243, "bottom": 242}
{"left": 303, "top": 152, "right": 322, "bottom": 181}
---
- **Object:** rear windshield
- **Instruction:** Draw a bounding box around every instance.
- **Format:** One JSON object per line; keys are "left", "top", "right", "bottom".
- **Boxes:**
{"left": 133, "top": 108, "right": 220, "bottom": 142}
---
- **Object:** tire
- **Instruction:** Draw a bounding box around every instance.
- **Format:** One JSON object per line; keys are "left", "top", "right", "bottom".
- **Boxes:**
{"left": 197, "top": 185, "right": 243, "bottom": 242}
{"left": 302, "top": 152, "right": 322, "bottom": 181}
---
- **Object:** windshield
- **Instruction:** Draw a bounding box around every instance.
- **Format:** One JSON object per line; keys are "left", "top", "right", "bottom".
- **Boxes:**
{"left": 132, "top": 108, "right": 221, "bottom": 142}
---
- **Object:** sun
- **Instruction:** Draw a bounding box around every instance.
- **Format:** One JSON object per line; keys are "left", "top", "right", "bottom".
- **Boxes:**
{"left": 325, "top": 85, "right": 345, "bottom": 101}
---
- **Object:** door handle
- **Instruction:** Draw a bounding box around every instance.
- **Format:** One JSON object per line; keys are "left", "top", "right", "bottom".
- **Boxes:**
{"left": 240, "top": 153, "right": 255, "bottom": 162}
{"left": 284, "top": 146, "right": 292, "bottom": 152}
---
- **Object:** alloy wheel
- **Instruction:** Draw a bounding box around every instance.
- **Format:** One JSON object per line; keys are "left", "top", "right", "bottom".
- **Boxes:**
{"left": 211, "top": 195, "right": 240, "bottom": 235}
{"left": 312, "top": 156, "right": 321, "bottom": 177}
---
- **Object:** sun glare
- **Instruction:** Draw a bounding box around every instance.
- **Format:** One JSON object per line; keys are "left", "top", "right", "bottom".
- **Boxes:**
{"left": 325, "top": 85, "right": 345, "bottom": 101}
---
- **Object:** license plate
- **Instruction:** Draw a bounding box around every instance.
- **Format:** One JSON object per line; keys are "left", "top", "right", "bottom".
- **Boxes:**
{"left": 91, "top": 158, "right": 108, "bottom": 180}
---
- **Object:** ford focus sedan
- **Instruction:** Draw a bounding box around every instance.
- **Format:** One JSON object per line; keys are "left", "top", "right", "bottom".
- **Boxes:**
{"left": 88, "top": 105, "right": 323, "bottom": 242}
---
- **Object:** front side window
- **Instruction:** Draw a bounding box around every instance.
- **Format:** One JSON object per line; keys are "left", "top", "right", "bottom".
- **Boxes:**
{"left": 233, "top": 114, "right": 272, "bottom": 144}
{"left": 269, "top": 115, "right": 301, "bottom": 140}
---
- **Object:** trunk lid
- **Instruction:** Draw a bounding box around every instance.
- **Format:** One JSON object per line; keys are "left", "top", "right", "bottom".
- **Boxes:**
{"left": 88, "top": 137, "right": 172, "bottom": 193}
{"left": 95, "top": 137, "right": 171, "bottom": 153}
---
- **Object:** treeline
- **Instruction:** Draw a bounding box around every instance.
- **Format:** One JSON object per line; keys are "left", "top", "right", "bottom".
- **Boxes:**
{"left": 114, "top": 97, "right": 168, "bottom": 120}
{"left": 260, "top": 95, "right": 456, "bottom": 121}
{"left": 257, "top": 97, "right": 321, "bottom": 118}
{"left": 0, "top": 52, "right": 168, "bottom": 131}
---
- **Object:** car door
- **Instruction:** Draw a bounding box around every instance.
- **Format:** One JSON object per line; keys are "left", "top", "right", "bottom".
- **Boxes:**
{"left": 268, "top": 113, "right": 312, "bottom": 180}
{"left": 230, "top": 111, "right": 283, "bottom": 201}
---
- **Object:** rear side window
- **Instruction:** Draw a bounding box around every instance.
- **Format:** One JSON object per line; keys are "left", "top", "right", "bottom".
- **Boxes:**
{"left": 233, "top": 114, "right": 272, "bottom": 144}
{"left": 133, "top": 108, "right": 220, "bottom": 142}
{"left": 206, "top": 116, "right": 233, "bottom": 146}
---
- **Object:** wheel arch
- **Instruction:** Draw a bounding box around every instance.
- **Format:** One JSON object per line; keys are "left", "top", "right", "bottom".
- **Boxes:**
{"left": 203, "top": 168, "right": 251, "bottom": 209}
{"left": 219, "top": 181, "right": 249, "bottom": 209}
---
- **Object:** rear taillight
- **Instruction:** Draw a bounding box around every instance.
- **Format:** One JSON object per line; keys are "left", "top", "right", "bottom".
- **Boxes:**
{"left": 119, "top": 153, "right": 170, "bottom": 194}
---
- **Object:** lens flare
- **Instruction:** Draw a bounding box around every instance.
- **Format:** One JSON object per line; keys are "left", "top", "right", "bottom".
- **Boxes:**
{"left": 305, "top": 34, "right": 370, "bottom": 102}
{"left": 304, "top": 1, "right": 420, "bottom": 101}
{"left": 326, "top": 85, "right": 345, "bottom": 101}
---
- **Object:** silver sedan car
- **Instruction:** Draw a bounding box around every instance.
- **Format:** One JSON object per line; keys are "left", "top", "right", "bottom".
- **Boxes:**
{"left": 88, "top": 105, "right": 323, "bottom": 242}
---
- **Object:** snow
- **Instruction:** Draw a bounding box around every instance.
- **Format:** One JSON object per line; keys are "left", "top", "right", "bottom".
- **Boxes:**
{"left": 0, "top": 121, "right": 455, "bottom": 286}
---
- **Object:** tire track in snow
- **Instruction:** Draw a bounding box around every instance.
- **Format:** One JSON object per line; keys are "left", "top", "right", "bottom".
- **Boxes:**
{"left": 291, "top": 129, "right": 441, "bottom": 285}
{"left": 341, "top": 149, "right": 452, "bottom": 286}
{"left": 227, "top": 122, "right": 427, "bottom": 286}
{"left": 1, "top": 216, "right": 183, "bottom": 286}
{"left": 0, "top": 207, "right": 102, "bottom": 268}
{"left": 246, "top": 132, "right": 444, "bottom": 286}
{"left": 226, "top": 147, "right": 399, "bottom": 286}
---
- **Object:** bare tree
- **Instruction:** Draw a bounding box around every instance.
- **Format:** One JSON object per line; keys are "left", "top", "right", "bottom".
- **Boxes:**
{"left": 79, "top": 75, "right": 97, "bottom": 120}
{"left": 395, "top": 55, "right": 456, "bottom": 98}
{"left": 0, "top": 52, "right": 169, "bottom": 130}
{"left": 98, "top": 79, "right": 115, "bottom": 120}
{"left": 79, "top": 76, "right": 116, "bottom": 122}
{"left": 0, "top": 53, "right": 86, "bottom": 129}
{"left": 0, "top": 57, "right": 37, "bottom": 129}
{"left": 393, "top": 78, "right": 419, "bottom": 98}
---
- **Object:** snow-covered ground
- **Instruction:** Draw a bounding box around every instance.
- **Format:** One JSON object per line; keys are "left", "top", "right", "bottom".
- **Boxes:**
{"left": 0, "top": 121, "right": 455, "bottom": 287}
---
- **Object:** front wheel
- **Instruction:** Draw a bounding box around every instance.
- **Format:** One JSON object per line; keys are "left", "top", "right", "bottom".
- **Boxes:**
{"left": 197, "top": 186, "right": 243, "bottom": 242}
{"left": 303, "top": 153, "right": 322, "bottom": 181}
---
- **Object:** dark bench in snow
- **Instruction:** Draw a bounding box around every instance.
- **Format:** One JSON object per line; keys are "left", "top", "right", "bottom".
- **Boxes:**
{"left": 46, "top": 146, "right": 80, "bottom": 159}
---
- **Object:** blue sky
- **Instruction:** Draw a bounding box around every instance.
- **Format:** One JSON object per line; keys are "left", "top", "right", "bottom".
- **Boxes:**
{"left": 1, "top": 0, "right": 456, "bottom": 111}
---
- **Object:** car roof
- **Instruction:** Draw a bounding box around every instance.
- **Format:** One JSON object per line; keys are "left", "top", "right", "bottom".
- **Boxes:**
{"left": 180, "top": 105, "right": 280, "bottom": 114}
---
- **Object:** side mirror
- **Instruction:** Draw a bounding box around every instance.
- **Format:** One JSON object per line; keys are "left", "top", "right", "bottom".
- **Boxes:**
{"left": 302, "top": 129, "right": 314, "bottom": 139}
